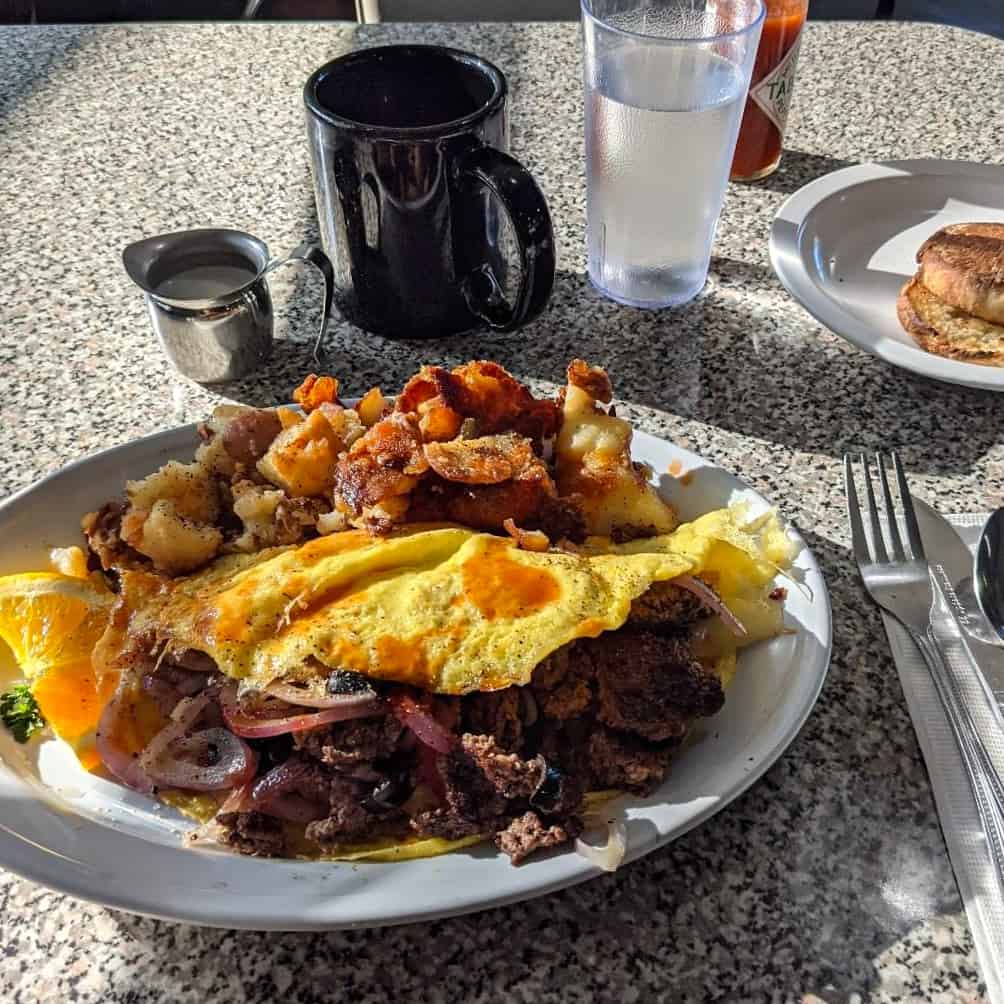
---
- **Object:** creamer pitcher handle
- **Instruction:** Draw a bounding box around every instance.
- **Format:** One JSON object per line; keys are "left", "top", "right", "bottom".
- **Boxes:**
{"left": 264, "top": 242, "right": 335, "bottom": 361}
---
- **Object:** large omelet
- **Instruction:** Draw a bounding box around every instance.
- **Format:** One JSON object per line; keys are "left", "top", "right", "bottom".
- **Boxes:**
{"left": 115, "top": 505, "right": 794, "bottom": 696}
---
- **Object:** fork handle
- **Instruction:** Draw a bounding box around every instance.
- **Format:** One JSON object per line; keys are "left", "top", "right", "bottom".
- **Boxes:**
{"left": 912, "top": 628, "right": 1004, "bottom": 884}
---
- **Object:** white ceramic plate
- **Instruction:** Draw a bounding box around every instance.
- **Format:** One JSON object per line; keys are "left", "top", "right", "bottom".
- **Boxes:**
{"left": 770, "top": 159, "right": 1004, "bottom": 391}
{"left": 0, "top": 424, "right": 831, "bottom": 930}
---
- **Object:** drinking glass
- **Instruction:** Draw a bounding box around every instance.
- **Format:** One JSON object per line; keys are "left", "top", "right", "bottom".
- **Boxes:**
{"left": 582, "top": 0, "right": 765, "bottom": 308}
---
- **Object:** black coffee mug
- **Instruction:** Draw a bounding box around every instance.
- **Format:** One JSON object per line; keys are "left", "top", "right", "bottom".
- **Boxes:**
{"left": 304, "top": 45, "right": 555, "bottom": 339}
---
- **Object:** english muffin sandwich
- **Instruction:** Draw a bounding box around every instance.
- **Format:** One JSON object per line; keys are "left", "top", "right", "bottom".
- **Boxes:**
{"left": 898, "top": 222, "right": 1004, "bottom": 365}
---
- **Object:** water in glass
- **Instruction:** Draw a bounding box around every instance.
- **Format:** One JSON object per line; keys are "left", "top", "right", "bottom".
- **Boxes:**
{"left": 583, "top": 2, "right": 764, "bottom": 308}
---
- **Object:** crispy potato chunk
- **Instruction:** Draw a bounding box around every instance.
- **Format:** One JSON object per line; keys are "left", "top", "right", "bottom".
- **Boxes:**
{"left": 410, "top": 465, "right": 583, "bottom": 540}
{"left": 203, "top": 404, "right": 252, "bottom": 433}
{"left": 566, "top": 358, "right": 613, "bottom": 404}
{"left": 126, "top": 461, "right": 219, "bottom": 524}
{"left": 332, "top": 412, "right": 428, "bottom": 531}
{"left": 50, "top": 545, "right": 90, "bottom": 578}
{"left": 418, "top": 401, "right": 464, "bottom": 442}
{"left": 317, "top": 403, "right": 365, "bottom": 450}
{"left": 316, "top": 509, "right": 349, "bottom": 536}
{"left": 357, "top": 387, "right": 389, "bottom": 427}
{"left": 194, "top": 434, "right": 237, "bottom": 478}
{"left": 396, "top": 361, "right": 560, "bottom": 447}
{"left": 555, "top": 362, "right": 677, "bottom": 539}
{"left": 424, "top": 432, "right": 537, "bottom": 485}
{"left": 276, "top": 406, "right": 302, "bottom": 430}
{"left": 293, "top": 374, "right": 340, "bottom": 412}
{"left": 129, "top": 499, "right": 223, "bottom": 574}
{"left": 229, "top": 482, "right": 285, "bottom": 552}
{"left": 228, "top": 480, "right": 324, "bottom": 552}
{"left": 503, "top": 519, "right": 550, "bottom": 552}
{"left": 395, "top": 366, "right": 465, "bottom": 442}
{"left": 257, "top": 408, "right": 361, "bottom": 498}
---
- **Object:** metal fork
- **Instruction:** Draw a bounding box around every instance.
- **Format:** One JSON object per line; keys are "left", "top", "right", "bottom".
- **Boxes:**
{"left": 845, "top": 451, "right": 1004, "bottom": 882}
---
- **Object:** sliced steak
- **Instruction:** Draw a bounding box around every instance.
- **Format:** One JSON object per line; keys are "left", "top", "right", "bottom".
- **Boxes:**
{"left": 628, "top": 581, "right": 709, "bottom": 632}
{"left": 590, "top": 632, "right": 724, "bottom": 742}
{"left": 588, "top": 727, "right": 673, "bottom": 794}
{"left": 462, "top": 688, "right": 524, "bottom": 751}
{"left": 531, "top": 644, "right": 594, "bottom": 720}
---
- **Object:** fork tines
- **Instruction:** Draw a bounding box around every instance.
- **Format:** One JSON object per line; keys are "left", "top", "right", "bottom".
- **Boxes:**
{"left": 844, "top": 451, "right": 925, "bottom": 566}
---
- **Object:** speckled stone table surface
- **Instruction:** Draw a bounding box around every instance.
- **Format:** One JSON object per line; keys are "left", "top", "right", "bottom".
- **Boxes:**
{"left": 1, "top": 17, "right": 1002, "bottom": 1004}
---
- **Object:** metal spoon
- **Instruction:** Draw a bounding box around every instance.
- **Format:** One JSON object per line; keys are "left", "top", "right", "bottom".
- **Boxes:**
{"left": 975, "top": 508, "right": 1004, "bottom": 642}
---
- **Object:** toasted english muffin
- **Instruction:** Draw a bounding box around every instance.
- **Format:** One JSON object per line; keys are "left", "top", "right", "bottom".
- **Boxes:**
{"left": 916, "top": 222, "right": 1004, "bottom": 325}
{"left": 897, "top": 276, "right": 1004, "bottom": 366}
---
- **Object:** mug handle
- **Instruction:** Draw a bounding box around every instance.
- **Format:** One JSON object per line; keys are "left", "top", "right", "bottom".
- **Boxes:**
{"left": 455, "top": 145, "right": 556, "bottom": 331}
{"left": 263, "top": 242, "right": 335, "bottom": 361}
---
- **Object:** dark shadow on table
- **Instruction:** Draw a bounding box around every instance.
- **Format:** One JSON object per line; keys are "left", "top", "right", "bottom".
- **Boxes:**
{"left": 94, "top": 525, "right": 973, "bottom": 1002}
{"left": 739, "top": 149, "right": 858, "bottom": 196}
{"left": 217, "top": 183, "right": 999, "bottom": 485}
{"left": 0, "top": 24, "right": 98, "bottom": 126}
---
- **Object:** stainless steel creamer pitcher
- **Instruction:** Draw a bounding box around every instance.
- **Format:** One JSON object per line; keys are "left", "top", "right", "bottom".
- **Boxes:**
{"left": 122, "top": 228, "right": 334, "bottom": 383}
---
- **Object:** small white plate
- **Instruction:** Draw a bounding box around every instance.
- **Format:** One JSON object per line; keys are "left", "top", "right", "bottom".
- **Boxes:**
{"left": 770, "top": 159, "right": 1004, "bottom": 391}
{"left": 0, "top": 424, "right": 831, "bottom": 930}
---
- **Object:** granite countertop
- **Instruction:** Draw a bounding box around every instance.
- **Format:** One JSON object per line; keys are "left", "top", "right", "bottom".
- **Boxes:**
{"left": 1, "top": 16, "right": 1003, "bottom": 1004}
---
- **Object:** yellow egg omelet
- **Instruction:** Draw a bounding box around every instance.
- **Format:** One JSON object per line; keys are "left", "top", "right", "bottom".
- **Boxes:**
{"left": 120, "top": 506, "right": 795, "bottom": 696}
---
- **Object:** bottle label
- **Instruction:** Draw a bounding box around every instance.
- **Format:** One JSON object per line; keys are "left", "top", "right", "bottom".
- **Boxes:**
{"left": 750, "top": 33, "right": 803, "bottom": 135}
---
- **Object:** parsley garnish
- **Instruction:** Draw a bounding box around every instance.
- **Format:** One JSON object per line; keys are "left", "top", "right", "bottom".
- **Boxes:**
{"left": 0, "top": 684, "right": 45, "bottom": 743}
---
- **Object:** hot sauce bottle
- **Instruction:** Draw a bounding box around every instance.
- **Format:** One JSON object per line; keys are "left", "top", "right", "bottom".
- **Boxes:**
{"left": 730, "top": 0, "right": 808, "bottom": 181}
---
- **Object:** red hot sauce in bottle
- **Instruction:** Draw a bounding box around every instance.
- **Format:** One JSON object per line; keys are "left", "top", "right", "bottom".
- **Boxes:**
{"left": 730, "top": 0, "right": 808, "bottom": 181}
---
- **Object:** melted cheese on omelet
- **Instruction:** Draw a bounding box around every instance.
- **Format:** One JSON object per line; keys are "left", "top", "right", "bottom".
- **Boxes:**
{"left": 120, "top": 508, "right": 793, "bottom": 696}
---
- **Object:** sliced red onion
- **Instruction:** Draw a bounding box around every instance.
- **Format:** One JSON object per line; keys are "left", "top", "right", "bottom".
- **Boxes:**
{"left": 187, "top": 780, "right": 255, "bottom": 849}
{"left": 250, "top": 760, "right": 328, "bottom": 823}
{"left": 141, "top": 727, "right": 258, "bottom": 792}
{"left": 218, "top": 780, "right": 254, "bottom": 814}
{"left": 264, "top": 680, "right": 375, "bottom": 710}
{"left": 219, "top": 681, "right": 382, "bottom": 738}
{"left": 135, "top": 691, "right": 256, "bottom": 792}
{"left": 169, "top": 691, "right": 216, "bottom": 730}
{"left": 388, "top": 694, "right": 455, "bottom": 754}
{"left": 672, "top": 574, "right": 747, "bottom": 639}
{"left": 95, "top": 683, "right": 156, "bottom": 794}
{"left": 575, "top": 819, "right": 627, "bottom": 872}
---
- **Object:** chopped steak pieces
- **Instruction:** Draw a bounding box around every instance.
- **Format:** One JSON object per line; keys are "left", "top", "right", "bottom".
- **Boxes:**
{"left": 203, "top": 629, "right": 727, "bottom": 862}
{"left": 462, "top": 689, "right": 525, "bottom": 752}
{"left": 217, "top": 811, "right": 286, "bottom": 857}
{"left": 294, "top": 717, "right": 404, "bottom": 766}
{"left": 627, "top": 580, "right": 710, "bottom": 632}
{"left": 495, "top": 811, "right": 583, "bottom": 865}
{"left": 109, "top": 589, "right": 728, "bottom": 866}
{"left": 590, "top": 632, "right": 724, "bottom": 742}
{"left": 305, "top": 777, "right": 383, "bottom": 845}
{"left": 111, "top": 621, "right": 729, "bottom": 865}
{"left": 587, "top": 728, "right": 675, "bottom": 793}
